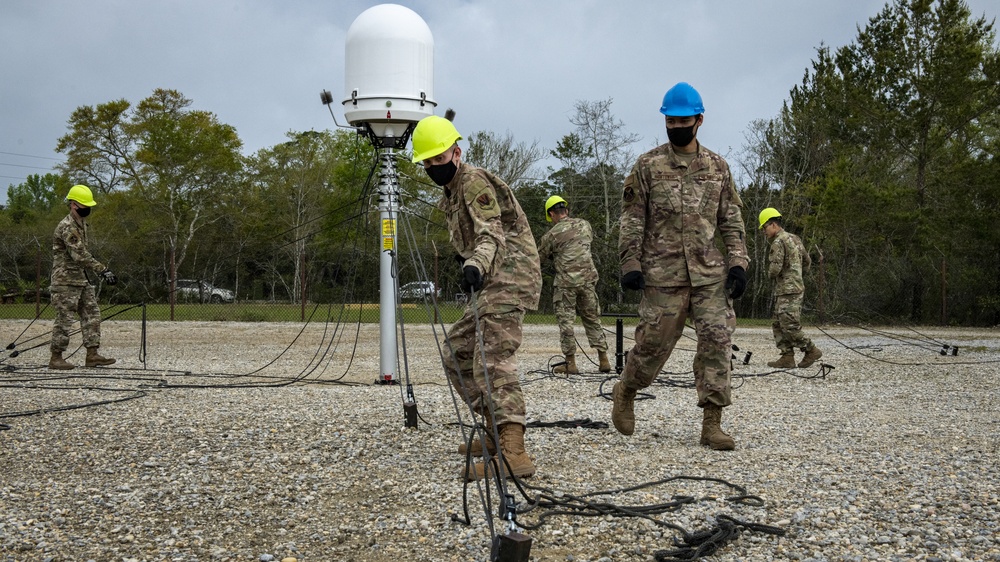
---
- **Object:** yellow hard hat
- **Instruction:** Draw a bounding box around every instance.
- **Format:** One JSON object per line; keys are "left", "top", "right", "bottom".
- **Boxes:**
{"left": 411, "top": 115, "right": 463, "bottom": 163}
{"left": 544, "top": 195, "right": 568, "bottom": 222}
{"left": 66, "top": 184, "right": 97, "bottom": 207}
{"left": 758, "top": 207, "right": 781, "bottom": 229}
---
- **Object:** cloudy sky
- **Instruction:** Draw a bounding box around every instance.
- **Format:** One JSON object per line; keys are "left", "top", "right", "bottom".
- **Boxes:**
{"left": 2, "top": 0, "right": 997, "bottom": 204}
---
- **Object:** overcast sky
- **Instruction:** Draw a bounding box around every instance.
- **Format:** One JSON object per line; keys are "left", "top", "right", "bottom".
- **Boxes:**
{"left": 2, "top": 0, "right": 997, "bottom": 205}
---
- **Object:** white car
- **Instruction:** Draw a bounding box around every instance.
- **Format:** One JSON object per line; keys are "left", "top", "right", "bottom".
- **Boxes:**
{"left": 173, "top": 279, "right": 235, "bottom": 303}
{"left": 398, "top": 281, "right": 440, "bottom": 300}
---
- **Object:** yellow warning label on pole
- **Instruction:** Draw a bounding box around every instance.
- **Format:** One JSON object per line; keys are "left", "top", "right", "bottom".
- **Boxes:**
{"left": 382, "top": 219, "right": 395, "bottom": 236}
{"left": 383, "top": 237, "right": 394, "bottom": 250}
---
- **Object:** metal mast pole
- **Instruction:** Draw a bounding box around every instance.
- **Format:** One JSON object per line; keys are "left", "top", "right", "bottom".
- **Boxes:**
{"left": 377, "top": 144, "right": 399, "bottom": 384}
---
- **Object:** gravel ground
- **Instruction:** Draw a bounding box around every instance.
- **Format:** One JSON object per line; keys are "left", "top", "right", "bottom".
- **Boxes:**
{"left": 1, "top": 318, "right": 999, "bottom": 562}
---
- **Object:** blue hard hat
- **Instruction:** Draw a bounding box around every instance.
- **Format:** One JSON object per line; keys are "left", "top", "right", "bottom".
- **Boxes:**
{"left": 659, "top": 82, "right": 705, "bottom": 116}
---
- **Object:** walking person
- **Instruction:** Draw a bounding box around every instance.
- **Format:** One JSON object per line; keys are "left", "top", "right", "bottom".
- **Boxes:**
{"left": 538, "top": 195, "right": 611, "bottom": 374}
{"left": 759, "top": 207, "right": 822, "bottom": 368}
{"left": 48, "top": 184, "right": 117, "bottom": 370}
{"left": 613, "top": 82, "right": 749, "bottom": 450}
{"left": 411, "top": 112, "right": 542, "bottom": 480}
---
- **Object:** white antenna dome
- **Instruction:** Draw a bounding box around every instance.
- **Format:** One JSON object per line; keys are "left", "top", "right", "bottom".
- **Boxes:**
{"left": 343, "top": 4, "right": 436, "bottom": 143}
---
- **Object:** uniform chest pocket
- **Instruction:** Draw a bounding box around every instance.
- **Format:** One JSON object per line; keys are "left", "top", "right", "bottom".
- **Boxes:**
{"left": 648, "top": 170, "right": 682, "bottom": 215}
{"left": 694, "top": 173, "right": 725, "bottom": 215}
{"left": 444, "top": 204, "right": 471, "bottom": 250}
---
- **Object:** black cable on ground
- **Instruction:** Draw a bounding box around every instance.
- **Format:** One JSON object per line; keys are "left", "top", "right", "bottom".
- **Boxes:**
{"left": 4, "top": 303, "right": 144, "bottom": 357}
{"left": 460, "top": 472, "right": 787, "bottom": 561}
{"left": 525, "top": 418, "right": 608, "bottom": 430}
{"left": 0, "top": 388, "right": 148, "bottom": 420}
{"left": 814, "top": 324, "right": 1000, "bottom": 366}
{"left": 653, "top": 514, "right": 787, "bottom": 561}
{"left": 4, "top": 302, "right": 50, "bottom": 350}
{"left": 510, "top": 474, "right": 764, "bottom": 527}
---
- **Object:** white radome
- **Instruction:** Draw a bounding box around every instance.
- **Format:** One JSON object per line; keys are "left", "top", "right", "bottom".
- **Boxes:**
{"left": 343, "top": 3, "right": 436, "bottom": 138}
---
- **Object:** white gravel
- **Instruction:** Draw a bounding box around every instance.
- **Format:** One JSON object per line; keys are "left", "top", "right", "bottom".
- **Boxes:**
{"left": 1, "top": 319, "right": 999, "bottom": 562}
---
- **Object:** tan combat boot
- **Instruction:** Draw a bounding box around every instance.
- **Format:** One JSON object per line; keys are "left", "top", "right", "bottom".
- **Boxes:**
{"left": 598, "top": 351, "right": 612, "bottom": 373}
{"left": 464, "top": 423, "right": 536, "bottom": 481}
{"left": 700, "top": 404, "right": 736, "bottom": 450}
{"left": 553, "top": 354, "right": 579, "bottom": 374}
{"left": 49, "top": 351, "right": 75, "bottom": 370}
{"left": 85, "top": 347, "right": 116, "bottom": 367}
{"left": 457, "top": 420, "right": 497, "bottom": 456}
{"left": 798, "top": 345, "right": 823, "bottom": 368}
{"left": 767, "top": 352, "right": 796, "bottom": 369}
{"left": 611, "top": 381, "right": 636, "bottom": 435}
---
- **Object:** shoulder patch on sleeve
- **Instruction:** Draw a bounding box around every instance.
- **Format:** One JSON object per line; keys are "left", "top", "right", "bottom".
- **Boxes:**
{"left": 464, "top": 173, "right": 501, "bottom": 218}
{"left": 622, "top": 174, "right": 637, "bottom": 202}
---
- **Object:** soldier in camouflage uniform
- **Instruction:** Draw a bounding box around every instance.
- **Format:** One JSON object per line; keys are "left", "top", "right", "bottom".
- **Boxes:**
{"left": 538, "top": 195, "right": 610, "bottom": 374}
{"left": 613, "top": 83, "right": 748, "bottom": 451}
{"left": 759, "top": 208, "right": 822, "bottom": 369}
{"left": 411, "top": 114, "right": 542, "bottom": 481}
{"left": 48, "top": 185, "right": 118, "bottom": 370}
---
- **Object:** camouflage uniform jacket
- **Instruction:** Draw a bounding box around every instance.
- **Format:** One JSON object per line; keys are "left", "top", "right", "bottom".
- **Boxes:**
{"left": 438, "top": 162, "right": 542, "bottom": 311}
{"left": 538, "top": 217, "right": 598, "bottom": 288}
{"left": 768, "top": 229, "right": 809, "bottom": 296}
{"left": 619, "top": 142, "right": 749, "bottom": 287}
{"left": 51, "top": 213, "right": 107, "bottom": 287}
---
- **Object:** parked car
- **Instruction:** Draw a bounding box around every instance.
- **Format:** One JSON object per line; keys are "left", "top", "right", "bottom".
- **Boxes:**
{"left": 172, "top": 279, "right": 235, "bottom": 303}
{"left": 398, "top": 281, "right": 440, "bottom": 300}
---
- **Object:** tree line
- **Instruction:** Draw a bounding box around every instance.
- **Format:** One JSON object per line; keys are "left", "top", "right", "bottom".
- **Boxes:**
{"left": 3, "top": 0, "right": 998, "bottom": 325}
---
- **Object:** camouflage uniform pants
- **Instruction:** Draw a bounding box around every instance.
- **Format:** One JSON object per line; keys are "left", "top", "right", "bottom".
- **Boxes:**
{"left": 620, "top": 281, "right": 733, "bottom": 407}
{"left": 772, "top": 293, "right": 813, "bottom": 354}
{"left": 50, "top": 284, "right": 102, "bottom": 353}
{"left": 442, "top": 305, "right": 526, "bottom": 427}
{"left": 553, "top": 284, "right": 608, "bottom": 356}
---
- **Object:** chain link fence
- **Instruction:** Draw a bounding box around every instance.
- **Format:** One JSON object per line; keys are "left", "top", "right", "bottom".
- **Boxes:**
{"left": 1, "top": 224, "right": 994, "bottom": 328}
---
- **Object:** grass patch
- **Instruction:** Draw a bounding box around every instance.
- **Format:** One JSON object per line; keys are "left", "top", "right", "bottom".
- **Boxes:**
{"left": 0, "top": 302, "right": 468, "bottom": 324}
{"left": 0, "top": 301, "right": 761, "bottom": 327}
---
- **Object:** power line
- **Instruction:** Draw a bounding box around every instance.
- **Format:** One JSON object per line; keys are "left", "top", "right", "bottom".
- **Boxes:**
{"left": 0, "top": 162, "right": 58, "bottom": 170}
{"left": 0, "top": 151, "right": 64, "bottom": 162}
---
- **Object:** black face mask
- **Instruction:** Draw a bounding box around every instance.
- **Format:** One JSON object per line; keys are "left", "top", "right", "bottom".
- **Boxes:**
{"left": 76, "top": 206, "right": 91, "bottom": 218}
{"left": 425, "top": 160, "right": 458, "bottom": 186}
{"left": 667, "top": 124, "right": 696, "bottom": 147}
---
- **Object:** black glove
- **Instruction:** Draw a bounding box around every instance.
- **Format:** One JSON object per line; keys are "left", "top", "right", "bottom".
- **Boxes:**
{"left": 454, "top": 254, "right": 466, "bottom": 267}
{"left": 725, "top": 266, "right": 746, "bottom": 299}
{"left": 621, "top": 270, "right": 645, "bottom": 291}
{"left": 100, "top": 269, "right": 118, "bottom": 286}
{"left": 461, "top": 265, "right": 483, "bottom": 293}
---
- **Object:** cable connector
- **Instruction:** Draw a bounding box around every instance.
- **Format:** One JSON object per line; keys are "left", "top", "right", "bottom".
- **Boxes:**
{"left": 403, "top": 384, "right": 418, "bottom": 429}
{"left": 495, "top": 494, "right": 531, "bottom": 562}
{"left": 494, "top": 531, "right": 532, "bottom": 562}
